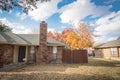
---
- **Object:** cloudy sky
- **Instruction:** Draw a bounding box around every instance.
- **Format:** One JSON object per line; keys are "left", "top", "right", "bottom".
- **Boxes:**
{"left": 0, "top": 0, "right": 120, "bottom": 43}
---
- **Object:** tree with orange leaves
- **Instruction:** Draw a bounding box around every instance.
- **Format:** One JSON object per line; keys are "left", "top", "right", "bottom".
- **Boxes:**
{"left": 66, "top": 31, "right": 79, "bottom": 49}
{"left": 61, "top": 28, "right": 73, "bottom": 42}
{"left": 65, "top": 23, "right": 93, "bottom": 50}
{"left": 47, "top": 31, "right": 62, "bottom": 42}
{"left": 47, "top": 29, "right": 72, "bottom": 42}
{"left": 47, "top": 31, "right": 55, "bottom": 39}
{"left": 47, "top": 22, "right": 93, "bottom": 50}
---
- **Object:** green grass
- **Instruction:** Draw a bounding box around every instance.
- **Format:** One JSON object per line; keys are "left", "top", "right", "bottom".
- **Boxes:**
{"left": 0, "top": 58, "right": 120, "bottom": 80}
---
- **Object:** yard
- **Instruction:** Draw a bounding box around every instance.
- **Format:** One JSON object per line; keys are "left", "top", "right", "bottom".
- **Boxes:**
{"left": 0, "top": 58, "right": 120, "bottom": 80}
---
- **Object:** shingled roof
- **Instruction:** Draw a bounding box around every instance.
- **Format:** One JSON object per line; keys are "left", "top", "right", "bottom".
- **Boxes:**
{"left": 0, "top": 32, "right": 65, "bottom": 46}
{"left": 95, "top": 39, "right": 120, "bottom": 49}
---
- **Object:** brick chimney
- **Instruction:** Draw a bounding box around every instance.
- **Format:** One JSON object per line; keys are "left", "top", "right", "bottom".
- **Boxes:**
{"left": 36, "top": 21, "right": 50, "bottom": 63}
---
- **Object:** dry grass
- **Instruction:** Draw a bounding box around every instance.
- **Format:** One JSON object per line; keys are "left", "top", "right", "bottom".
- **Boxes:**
{"left": 0, "top": 58, "right": 120, "bottom": 80}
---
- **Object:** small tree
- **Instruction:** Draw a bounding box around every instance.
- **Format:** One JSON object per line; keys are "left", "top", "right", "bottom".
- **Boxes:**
{"left": 0, "top": 23, "right": 12, "bottom": 32}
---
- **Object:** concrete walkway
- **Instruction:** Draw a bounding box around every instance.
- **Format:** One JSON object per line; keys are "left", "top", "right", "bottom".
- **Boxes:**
{"left": 0, "top": 63, "right": 25, "bottom": 72}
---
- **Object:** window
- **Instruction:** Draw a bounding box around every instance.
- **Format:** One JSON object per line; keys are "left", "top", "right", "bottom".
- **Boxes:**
{"left": 110, "top": 48, "right": 117, "bottom": 56}
{"left": 53, "top": 46, "right": 57, "bottom": 53}
{"left": 53, "top": 46, "right": 57, "bottom": 59}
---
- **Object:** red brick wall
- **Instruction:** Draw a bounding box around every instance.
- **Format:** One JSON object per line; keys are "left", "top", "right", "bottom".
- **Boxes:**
{"left": 36, "top": 21, "right": 50, "bottom": 63}
{"left": 0, "top": 45, "right": 4, "bottom": 67}
{"left": 0, "top": 44, "right": 14, "bottom": 67}
{"left": 47, "top": 46, "right": 63, "bottom": 63}
{"left": 56, "top": 46, "right": 63, "bottom": 63}
{"left": 47, "top": 46, "right": 53, "bottom": 60}
{"left": 27, "top": 46, "right": 31, "bottom": 63}
{"left": 35, "top": 46, "right": 63, "bottom": 63}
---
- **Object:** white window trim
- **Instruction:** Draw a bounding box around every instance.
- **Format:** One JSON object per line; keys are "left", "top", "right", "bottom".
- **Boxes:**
{"left": 53, "top": 46, "right": 57, "bottom": 54}
{"left": 110, "top": 48, "right": 117, "bottom": 56}
{"left": 53, "top": 46, "right": 57, "bottom": 59}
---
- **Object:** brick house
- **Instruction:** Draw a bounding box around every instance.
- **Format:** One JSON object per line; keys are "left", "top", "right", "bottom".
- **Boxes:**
{"left": 94, "top": 39, "right": 120, "bottom": 60}
{"left": 0, "top": 21, "right": 65, "bottom": 67}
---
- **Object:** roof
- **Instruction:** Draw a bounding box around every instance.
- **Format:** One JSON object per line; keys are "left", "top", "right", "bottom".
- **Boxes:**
{"left": 0, "top": 32, "right": 29, "bottom": 45}
{"left": 18, "top": 34, "right": 65, "bottom": 46}
{"left": 0, "top": 32, "right": 65, "bottom": 46}
{"left": 95, "top": 39, "right": 120, "bottom": 49}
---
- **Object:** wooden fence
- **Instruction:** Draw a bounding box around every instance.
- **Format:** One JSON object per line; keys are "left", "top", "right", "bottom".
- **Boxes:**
{"left": 62, "top": 49, "right": 88, "bottom": 63}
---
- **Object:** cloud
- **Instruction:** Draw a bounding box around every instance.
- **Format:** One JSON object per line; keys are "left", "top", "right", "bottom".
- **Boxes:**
{"left": 59, "top": 0, "right": 111, "bottom": 27}
{"left": 107, "top": 37, "right": 118, "bottom": 41}
{"left": 48, "top": 28, "right": 55, "bottom": 32}
{"left": 0, "top": 18, "right": 32, "bottom": 34}
{"left": 0, "top": 9, "right": 2, "bottom": 13}
{"left": 16, "top": 13, "right": 27, "bottom": 20}
{"left": 58, "top": 0, "right": 119, "bottom": 43}
{"left": 61, "top": 26, "right": 67, "bottom": 29}
{"left": 104, "top": 0, "right": 120, "bottom": 5}
{"left": 28, "top": 0, "right": 61, "bottom": 21}
{"left": 94, "top": 11, "right": 120, "bottom": 35}
{"left": 93, "top": 11, "right": 120, "bottom": 42}
{"left": 48, "top": 27, "right": 62, "bottom": 33}
{"left": 94, "top": 35, "right": 118, "bottom": 43}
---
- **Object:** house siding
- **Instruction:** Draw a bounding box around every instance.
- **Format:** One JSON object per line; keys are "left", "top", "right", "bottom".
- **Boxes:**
{"left": 95, "top": 47, "right": 120, "bottom": 60}
{"left": 95, "top": 48, "right": 111, "bottom": 59}
{"left": 95, "top": 49, "right": 104, "bottom": 58}
{"left": 103, "top": 48, "right": 111, "bottom": 59}
{"left": 118, "top": 48, "right": 120, "bottom": 58}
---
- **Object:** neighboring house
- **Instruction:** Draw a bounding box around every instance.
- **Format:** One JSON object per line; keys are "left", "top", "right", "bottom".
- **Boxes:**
{"left": 0, "top": 21, "right": 65, "bottom": 67}
{"left": 117, "top": 37, "right": 120, "bottom": 40}
{"left": 94, "top": 39, "right": 120, "bottom": 60}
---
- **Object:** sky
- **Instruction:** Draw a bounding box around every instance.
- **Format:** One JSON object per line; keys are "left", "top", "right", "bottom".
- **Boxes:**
{"left": 0, "top": 0, "right": 120, "bottom": 43}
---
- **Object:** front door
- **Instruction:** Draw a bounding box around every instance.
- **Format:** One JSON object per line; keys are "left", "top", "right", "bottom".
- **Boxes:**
{"left": 18, "top": 46, "right": 26, "bottom": 62}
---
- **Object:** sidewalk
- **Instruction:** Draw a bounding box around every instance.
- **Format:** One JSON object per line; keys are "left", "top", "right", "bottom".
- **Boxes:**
{"left": 0, "top": 63, "right": 25, "bottom": 72}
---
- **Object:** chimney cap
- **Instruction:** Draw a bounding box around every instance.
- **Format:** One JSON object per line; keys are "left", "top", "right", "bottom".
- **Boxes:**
{"left": 41, "top": 21, "right": 46, "bottom": 23}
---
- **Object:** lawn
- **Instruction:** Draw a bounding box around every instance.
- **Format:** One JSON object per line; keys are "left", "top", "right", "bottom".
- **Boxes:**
{"left": 0, "top": 58, "right": 120, "bottom": 80}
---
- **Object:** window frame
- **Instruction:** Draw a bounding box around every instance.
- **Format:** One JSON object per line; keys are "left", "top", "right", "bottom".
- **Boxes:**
{"left": 53, "top": 46, "right": 57, "bottom": 60}
{"left": 110, "top": 48, "right": 117, "bottom": 57}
